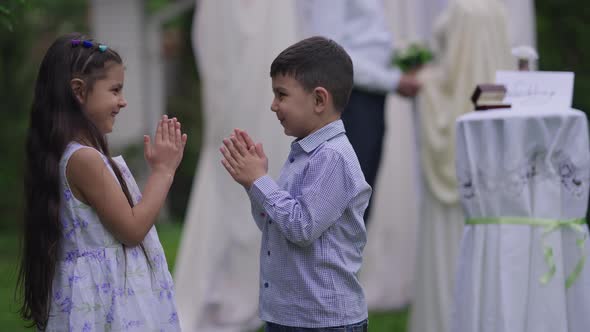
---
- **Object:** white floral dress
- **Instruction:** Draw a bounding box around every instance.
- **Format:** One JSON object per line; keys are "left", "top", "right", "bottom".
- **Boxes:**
{"left": 46, "top": 142, "right": 180, "bottom": 332}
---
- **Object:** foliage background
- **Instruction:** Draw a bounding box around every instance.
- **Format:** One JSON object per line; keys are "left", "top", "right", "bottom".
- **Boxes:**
{"left": 0, "top": 0, "right": 202, "bottom": 228}
{"left": 1, "top": 0, "right": 589, "bottom": 229}
{"left": 536, "top": 0, "right": 590, "bottom": 113}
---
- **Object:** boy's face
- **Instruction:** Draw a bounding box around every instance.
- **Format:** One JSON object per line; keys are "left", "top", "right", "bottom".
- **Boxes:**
{"left": 270, "top": 74, "right": 319, "bottom": 139}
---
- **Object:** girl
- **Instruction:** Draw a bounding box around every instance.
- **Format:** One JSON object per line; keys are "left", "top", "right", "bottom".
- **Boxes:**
{"left": 18, "top": 33, "right": 186, "bottom": 331}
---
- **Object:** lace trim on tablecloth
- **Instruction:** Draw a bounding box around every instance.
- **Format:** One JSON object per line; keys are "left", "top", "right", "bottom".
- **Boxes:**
{"left": 457, "top": 149, "right": 590, "bottom": 200}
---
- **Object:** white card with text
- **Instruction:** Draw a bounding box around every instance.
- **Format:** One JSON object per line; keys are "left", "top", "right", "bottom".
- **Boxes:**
{"left": 495, "top": 71, "right": 574, "bottom": 109}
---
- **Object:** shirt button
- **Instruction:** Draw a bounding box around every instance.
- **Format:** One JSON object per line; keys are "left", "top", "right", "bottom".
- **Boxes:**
{"left": 267, "top": 250, "right": 271, "bottom": 256}
{"left": 289, "top": 157, "right": 295, "bottom": 163}
{"left": 264, "top": 282, "right": 269, "bottom": 288}
{"left": 268, "top": 220, "right": 272, "bottom": 225}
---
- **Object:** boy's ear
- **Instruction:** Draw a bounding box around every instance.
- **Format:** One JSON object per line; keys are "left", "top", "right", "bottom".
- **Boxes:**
{"left": 70, "top": 78, "right": 87, "bottom": 104}
{"left": 313, "top": 87, "right": 329, "bottom": 112}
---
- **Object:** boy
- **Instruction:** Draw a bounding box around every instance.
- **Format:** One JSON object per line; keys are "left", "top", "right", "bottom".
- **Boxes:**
{"left": 220, "top": 36, "right": 371, "bottom": 331}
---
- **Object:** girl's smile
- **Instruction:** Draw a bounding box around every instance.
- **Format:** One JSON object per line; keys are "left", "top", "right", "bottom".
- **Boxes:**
{"left": 81, "top": 62, "right": 127, "bottom": 134}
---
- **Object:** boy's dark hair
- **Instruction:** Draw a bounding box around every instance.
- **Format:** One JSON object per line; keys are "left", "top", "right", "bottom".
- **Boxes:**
{"left": 270, "top": 36, "right": 353, "bottom": 112}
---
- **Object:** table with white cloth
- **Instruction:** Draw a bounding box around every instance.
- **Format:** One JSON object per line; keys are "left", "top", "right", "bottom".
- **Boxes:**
{"left": 451, "top": 108, "right": 590, "bottom": 332}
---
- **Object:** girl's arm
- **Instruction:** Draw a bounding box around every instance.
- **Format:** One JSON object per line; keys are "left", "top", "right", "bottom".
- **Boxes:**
{"left": 67, "top": 116, "right": 187, "bottom": 246}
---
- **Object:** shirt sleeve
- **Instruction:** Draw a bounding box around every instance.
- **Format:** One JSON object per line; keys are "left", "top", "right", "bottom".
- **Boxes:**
{"left": 247, "top": 191, "right": 266, "bottom": 232}
{"left": 348, "top": 51, "right": 402, "bottom": 94}
{"left": 296, "top": 0, "right": 401, "bottom": 93}
{"left": 248, "top": 149, "right": 359, "bottom": 247}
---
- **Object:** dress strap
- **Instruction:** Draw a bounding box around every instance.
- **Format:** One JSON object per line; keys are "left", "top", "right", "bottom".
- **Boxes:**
{"left": 61, "top": 142, "right": 106, "bottom": 166}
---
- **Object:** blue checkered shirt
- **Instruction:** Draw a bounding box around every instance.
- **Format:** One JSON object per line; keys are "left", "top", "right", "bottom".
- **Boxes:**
{"left": 247, "top": 120, "right": 371, "bottom": 328}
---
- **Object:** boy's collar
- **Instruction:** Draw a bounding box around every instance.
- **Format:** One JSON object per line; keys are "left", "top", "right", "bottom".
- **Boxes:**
{"left": 293, "top": 119, "right": 345, "bottom": 153}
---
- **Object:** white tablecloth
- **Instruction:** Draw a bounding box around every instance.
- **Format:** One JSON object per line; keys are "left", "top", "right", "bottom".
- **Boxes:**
{"left": 452, "top": 108, "right": 590, "bottom": 332}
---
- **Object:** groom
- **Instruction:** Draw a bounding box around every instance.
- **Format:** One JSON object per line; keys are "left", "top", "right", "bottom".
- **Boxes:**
{"left": 295, "top": 0, "right": 422, "bottom": 225}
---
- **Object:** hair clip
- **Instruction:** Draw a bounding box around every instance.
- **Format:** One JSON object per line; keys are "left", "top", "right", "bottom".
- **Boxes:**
{"left": 71, "top": 39, "right": 81, "bottom": 47}
{"left": 82, "top": 40, "right": 93, "bottom": 48}
{"left": 98, "top": 44, "right": 108, "bottom": 52}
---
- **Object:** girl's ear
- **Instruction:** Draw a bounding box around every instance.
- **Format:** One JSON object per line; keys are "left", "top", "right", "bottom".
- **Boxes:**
{"left": 70, "top": 78, "right": 87, "bottom": 104}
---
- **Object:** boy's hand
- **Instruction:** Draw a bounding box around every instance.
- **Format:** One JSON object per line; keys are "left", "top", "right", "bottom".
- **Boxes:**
{"left": 234, "top": 128, "right": 255, "bottom": 149}
{"left": 232, "top": 129, "right": 268, "bottom": 173}
{"left": 236, "top": 129, "right": 268, "bottom": 173}
{"left": 220, "top": 129, "right": 268, "bottom": 189}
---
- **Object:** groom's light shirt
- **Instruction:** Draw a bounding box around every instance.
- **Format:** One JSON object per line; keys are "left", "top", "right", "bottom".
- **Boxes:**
{"left": 296, "top": 0, "right": 401, "bottom": 94}
{"left": 247, "top": 119, "right": 371, "bottom": 328}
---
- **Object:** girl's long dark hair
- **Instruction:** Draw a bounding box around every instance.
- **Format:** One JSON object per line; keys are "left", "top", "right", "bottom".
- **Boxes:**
{"left": 17, "top": 33, "right": 137, "bottom": 330}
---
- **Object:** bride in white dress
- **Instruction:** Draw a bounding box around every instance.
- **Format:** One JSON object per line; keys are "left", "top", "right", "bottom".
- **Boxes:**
{"left": 408, "top": 1, "right": 533, "bottom": 331}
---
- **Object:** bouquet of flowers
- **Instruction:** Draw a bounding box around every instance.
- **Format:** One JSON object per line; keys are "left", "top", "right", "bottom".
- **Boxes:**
{"left": 392, "top": 43, "right": 434, "bottom": 72}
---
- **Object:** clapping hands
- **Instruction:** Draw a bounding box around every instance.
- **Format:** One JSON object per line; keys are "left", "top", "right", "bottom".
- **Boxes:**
{"left": 144, "top": 114, "right": 187, "bottom": 177}
{"left": 220, "top": 129, "right": 268, "bottom": 189}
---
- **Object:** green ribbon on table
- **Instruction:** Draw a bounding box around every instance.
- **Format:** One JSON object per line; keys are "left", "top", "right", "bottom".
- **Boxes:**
{"left": 466, "top": 217, "right": 587, "bottom": 289}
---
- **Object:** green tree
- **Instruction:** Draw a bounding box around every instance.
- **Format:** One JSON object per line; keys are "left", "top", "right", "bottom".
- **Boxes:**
{"left": 0, "top": 1, "right": 202, "bottom": 227}
{"left": 0, "top": 0, "right": 89, "bottom": 229}
{"left": 163, "top": 9, "right": 203, "bottom": 222}
{"left": 536, "top": 0, "right": 590, "bottom": 113}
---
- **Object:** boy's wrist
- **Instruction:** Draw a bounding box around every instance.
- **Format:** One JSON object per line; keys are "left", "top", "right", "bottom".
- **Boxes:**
{"left": 245, "top": 174, "right": 266, "bottom": 190}
{"left": 247, "top": 174, "right": 280, "bottom": 209}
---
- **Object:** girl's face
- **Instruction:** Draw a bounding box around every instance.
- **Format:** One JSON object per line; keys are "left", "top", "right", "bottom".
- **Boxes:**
{"left": 81, "top": 62, "right": 127, "bottom": 134}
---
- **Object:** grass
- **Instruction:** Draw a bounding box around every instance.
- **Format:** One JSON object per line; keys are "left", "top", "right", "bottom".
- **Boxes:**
{"left": 1, "top": 223, "right": 409, "bottom": 331}
{"left": 0, "top": 227, "right": 30, "bottom": 331}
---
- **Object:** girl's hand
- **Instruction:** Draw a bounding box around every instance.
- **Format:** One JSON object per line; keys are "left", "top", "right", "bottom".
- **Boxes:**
{"left": 144, "top": 115, "right": 188, "bottom": 176}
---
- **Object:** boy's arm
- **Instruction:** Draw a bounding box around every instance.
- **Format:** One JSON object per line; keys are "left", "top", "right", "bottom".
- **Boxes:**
{"left": 247, "top": 191, "right": 266, "bottom": 231}
{"left": 248, "top": 149, "right": 366, "bottom": 247}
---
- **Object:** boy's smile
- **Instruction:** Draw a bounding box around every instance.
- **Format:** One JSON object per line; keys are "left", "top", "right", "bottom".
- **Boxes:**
{"left": 270, "top": 74, "right": 321, "bottom": 139}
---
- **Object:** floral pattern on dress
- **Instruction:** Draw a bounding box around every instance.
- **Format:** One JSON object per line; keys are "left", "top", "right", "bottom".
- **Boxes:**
{"left": 46, "top": 142, "right": 180, "bottom": 332}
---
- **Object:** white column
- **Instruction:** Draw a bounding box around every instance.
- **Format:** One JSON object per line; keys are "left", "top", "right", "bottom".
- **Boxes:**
{"left": 90, "top": 0, "right": 147, "bottom": 149}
